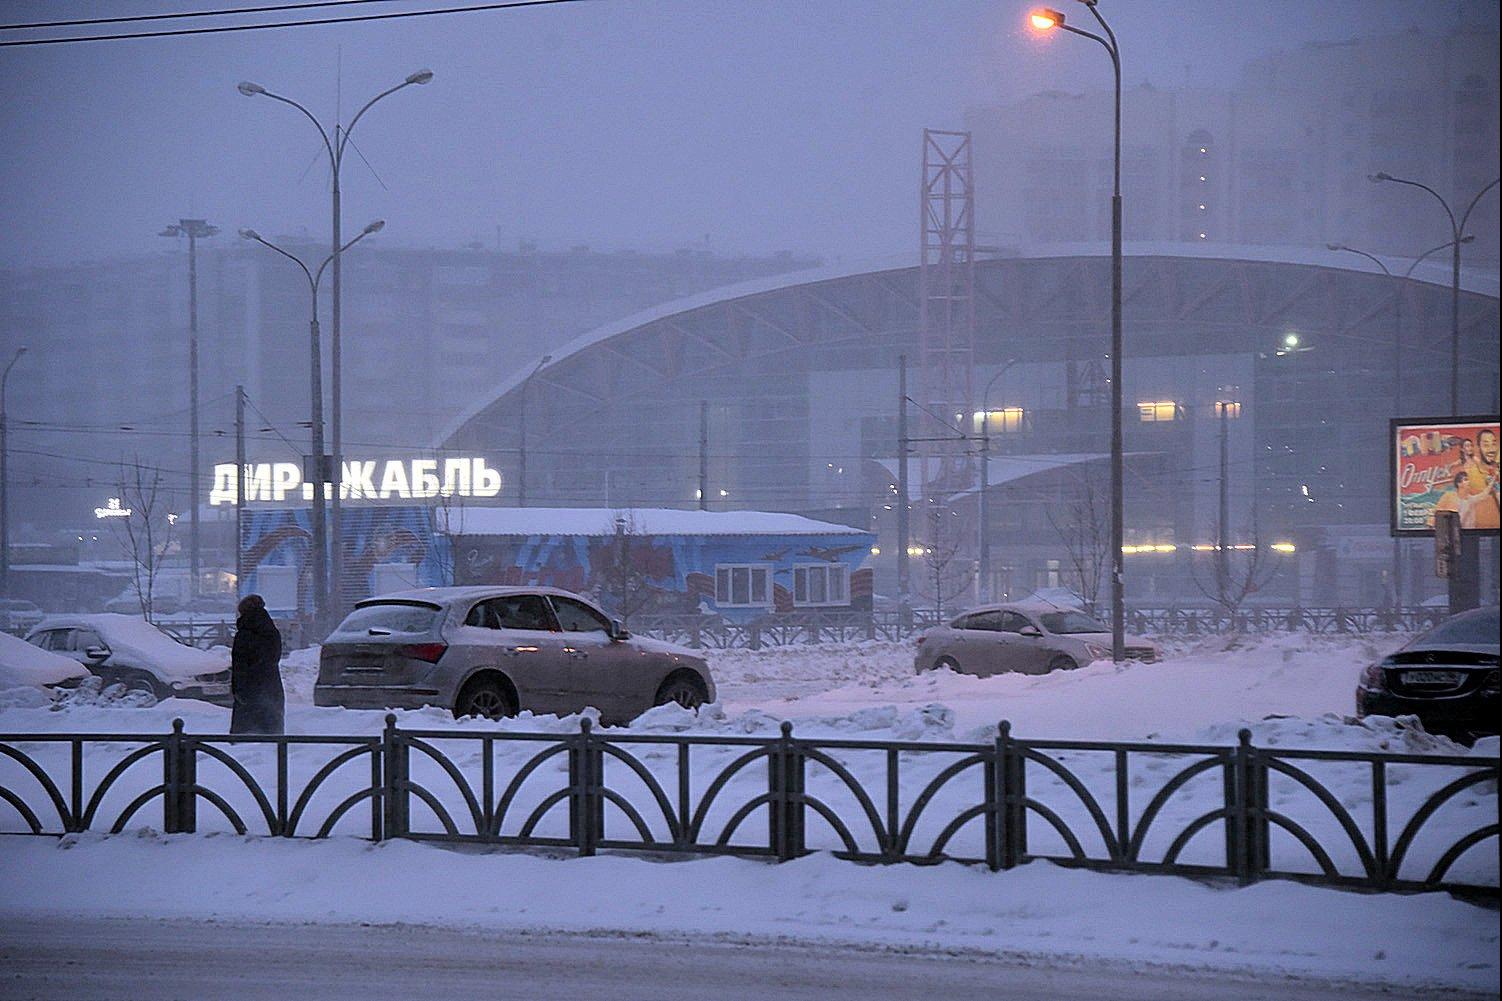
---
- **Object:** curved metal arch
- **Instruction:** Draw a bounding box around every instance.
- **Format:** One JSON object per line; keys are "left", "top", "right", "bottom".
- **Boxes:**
{"left": 894, "top": 753, "right": 987, "bottom": 854}
{"left": 285, "top": 745, "right": 377, "bottom": 837}
{"left": 315, "top": 788, "right": 380, "bottom": 839}
{"left": 800, "top": 795, "right": 861, "bottom": 855}
{"left": 189, "top": 785, "right": 247, "bottom": 835}
{"left": 405, "top": 781, "right": 462, "bottom": 837}
{"left": 1262, "top": 758, "right": 1376, "bottom": 878}
{"left": 108, "top": 783, "right": 168, "bottom": 833}
{"left": 799, "top": 747, "right": 889, "bottom": 849}
{"left": 687, "top": 745, "right": 775, "bottom": 842}
{"left": 518, "top": 788, "right": 571, "bottom": 839}
{"left": 1388, "top": 768, "right": 1497, "bottom": 876}
{"left": 1159, "top": 808, "right": 1235, "bottom": 866}
{"left": 1021, "top": 797, "right": 1087, "bottom": 861}
{"left": 598, "top": 788, "right": 656, "bottom": 845}
{"left": 404, "top": 737, "right": 484, "bottom": 834}
{"left": 1126, "top": 756, "right": 1228, "bottom": 860}
{"left": 81, "top": 742, "right": 166, "bottom": 829}
{"left": 0, "top": 744, "right": 70, "bottom": 831}
{"left": 1263, "top": 810, "right": 1341, "bottom": 878}
{"left": 1020, "top": 748, "right": 1120, "bottom": 858}
{"left": 1425, "top": 823, "right": 1500, "bottom": 886}
{"left": 192, "top": 743, "right": 277, "bottom": 834}
{"left": 713, "top": 791, "right": 776, "bottom": 848}
{"left": 0, "top": 784, "right": 44, "bottom": 833}
{"left": 926, "top": 802, "right": 989, "bottom": 859}
{"left": 596, "top": 743, "right": 683, "bottom": 842}
{"left": 489, "top": 742, "right": 571, "bottom": 837}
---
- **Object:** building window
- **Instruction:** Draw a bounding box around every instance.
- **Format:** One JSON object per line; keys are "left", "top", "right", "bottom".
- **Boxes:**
{"left": 973, "top": 407, "right": 1027, "bottom": 433}
{"left": 715, "top": 564, "right": 771, "bottom": 608}
{"left": 793, "top": 564, "right": 849, "bottom": 607}
{"left": 1137, "top": 400, "right": 1181, "bottom": 423}
{"left": 1214, "top": 401, "right": 1242, "bottom": 418}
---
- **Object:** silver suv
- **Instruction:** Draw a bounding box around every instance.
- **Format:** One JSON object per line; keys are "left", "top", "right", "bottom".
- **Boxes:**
{"left": 315, "top": 586, "right": 716, "bottom": 722}
{"left": 914, "top": 603, "right": 1161, "bottom": 675}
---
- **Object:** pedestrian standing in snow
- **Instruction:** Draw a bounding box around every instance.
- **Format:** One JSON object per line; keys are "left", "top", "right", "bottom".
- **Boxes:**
{"left": 230, "top": 594, "right": 285, "bottom": 735}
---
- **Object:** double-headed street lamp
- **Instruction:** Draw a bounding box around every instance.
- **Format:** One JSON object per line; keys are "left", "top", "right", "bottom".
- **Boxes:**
{"left": 1, "top": 346, "right": 28, "bottom": 591}
{"left": 160, "top": 218, "right": 218, "bottom": 599}
{"left": 238, "top": 69, "right": 432, "bottom": 618}
{"left": 1030, "top": 1, "right": 1126, "bottom": 662}
{"left": 239, "top": 221, "right": 385, "bottom": 633}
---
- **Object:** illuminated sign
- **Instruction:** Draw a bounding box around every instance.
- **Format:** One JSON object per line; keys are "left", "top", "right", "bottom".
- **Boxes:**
{"left": 209, "top": 457, "right": 503, "bottom": 506}
{"left": 94, "top": 498, "right": 132, "bottom": 519}
{"left": 1390, "top": 416, "right": 1501, "bottom": 536}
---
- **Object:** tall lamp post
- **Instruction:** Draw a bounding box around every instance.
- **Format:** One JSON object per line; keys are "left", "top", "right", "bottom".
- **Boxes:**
{"left": 239, "top": 221, "right": 385, "bottom": 634}
{"left": 978, "top": 358, "right": 1020, "bottom": 602}
{"left": 1, "top": 346, "right": 27, "bottom": 592}
{"left": 517, "top": 355, "right": 552, "bottom": 508}
{"left": 1030, "top": 2, "right": 1126, "bottom": 661}
{"left": 160, "top": 218, "right": 218, "bottom": 599}
{"left": 1327, "top": 237, "right": 1473, "bottom": 606}
{"left": 1367, "top": 173, "right": 1500, "bottom": 614}
{"left": 238, "top": 69, "right": 432, "bottom": 618}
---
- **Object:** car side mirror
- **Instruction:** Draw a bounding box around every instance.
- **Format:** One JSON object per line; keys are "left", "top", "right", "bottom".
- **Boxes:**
{"left": 1018, "top": 625, "right": 1042, "bottom": 638}
{"left": 84, "top": 645, "right": 111, "bottom": 662}
{"left": 609, "top": 619, "right": 631, "bottom": 642}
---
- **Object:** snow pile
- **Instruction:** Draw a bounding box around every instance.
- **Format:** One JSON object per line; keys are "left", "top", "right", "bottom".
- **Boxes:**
{"left": 74, "top": 614, "right": 229, "bottom": 681}
{"left": 48, "top": 675, "right": 158, "bottom": 711}
{"left": 0, "top": 631, "right": 88, "bottom": 690}
{"left": 0, "top": 833, "right": 1494, "bottom": 992}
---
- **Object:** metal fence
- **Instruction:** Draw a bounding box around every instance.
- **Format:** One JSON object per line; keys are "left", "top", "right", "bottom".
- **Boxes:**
{"left": 1, "top": 718, "right": 1494, "bottom": 896}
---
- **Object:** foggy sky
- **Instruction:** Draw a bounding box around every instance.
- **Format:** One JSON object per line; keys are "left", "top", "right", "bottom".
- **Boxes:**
{"left": 2, "top": 0, "right": 1497, "bottom": 268}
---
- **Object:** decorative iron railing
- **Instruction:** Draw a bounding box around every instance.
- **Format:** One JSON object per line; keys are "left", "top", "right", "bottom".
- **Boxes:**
{"left": 2, "top": 719, "right": 1495, "bottom": 896}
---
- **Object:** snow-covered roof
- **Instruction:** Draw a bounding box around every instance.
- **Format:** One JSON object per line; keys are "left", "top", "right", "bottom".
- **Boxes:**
{"left": 439, "top": 507, "right": 871, "bottom": 538}
{"left": 435, "top": 241, "right": 1499, "bottom": 447}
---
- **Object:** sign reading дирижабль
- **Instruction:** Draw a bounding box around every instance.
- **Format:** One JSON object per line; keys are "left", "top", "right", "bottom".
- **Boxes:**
{"left": 208, "top": 457, "right": 502, "bottom": 506}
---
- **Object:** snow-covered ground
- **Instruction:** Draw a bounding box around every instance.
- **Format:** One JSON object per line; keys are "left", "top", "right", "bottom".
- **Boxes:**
{"left": 0, "top": 632, "right": 1497, "bottom": 991}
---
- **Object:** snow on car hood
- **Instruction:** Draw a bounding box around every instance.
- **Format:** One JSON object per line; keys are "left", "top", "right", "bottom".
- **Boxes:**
{"left": 628, "top": 634, "right": 704, "bottom": 661}
{"left": 0, "top": 631, "right": 89, "bottom": 689}
{"left": 89, "top": 614, "right": 229, "bottom": 681}
{"left": 1059, "top": 631, "right": 1158, "bottom": 650}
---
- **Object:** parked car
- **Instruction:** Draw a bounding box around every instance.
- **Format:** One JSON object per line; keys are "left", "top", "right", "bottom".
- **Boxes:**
{"left": 914, "top": 603, "right": 1161, "bottom": 676}
{"left": 0, "top": 598, "right": 45, "bottom": 636}
{"left": 316, "top": 586, "right": 716, "bottom": 722}
{"left": 1356, "top": 605, "right": 1499, "bottom": 741}
{"left": 24, "top": 614, "right": 232, "bottom": 705}
{"left": 0, "top": 630, "right": 90, "bottom": 690}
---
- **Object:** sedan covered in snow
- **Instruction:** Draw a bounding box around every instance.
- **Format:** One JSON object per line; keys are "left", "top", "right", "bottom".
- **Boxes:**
{"left": 915, "top": 604, "right": 1160, "bottom": 676}
{"left": 24, "top": 614, "right": 231, "bottom": 704}
{"left": 316, "top": 586, "right": 716, "bottom": 722}
{"left": 0, "top": 630, "right": 90, "bottom": 691}
{"left": 1357, "top": 605, "right": 1499, "bottom": 741}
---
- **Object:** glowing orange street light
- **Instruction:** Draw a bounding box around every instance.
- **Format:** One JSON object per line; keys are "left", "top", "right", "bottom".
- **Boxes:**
{"left": 1029, "top": 8, "right": 1064, "bottom": 30}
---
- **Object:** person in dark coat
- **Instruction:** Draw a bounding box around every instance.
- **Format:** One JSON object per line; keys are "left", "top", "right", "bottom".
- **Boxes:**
{"left": 230, "top": 594, "right": 285, "bottom": 735}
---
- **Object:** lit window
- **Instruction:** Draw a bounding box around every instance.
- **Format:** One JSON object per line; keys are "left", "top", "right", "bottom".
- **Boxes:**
{"left": 714, "top": 564, "right": 772, "bottom": 608}
{"left": 793, "top": 564, "right": 849, "bottom": 607}
{"left": 973, "top": 408, "right": 1026, "bottom": 433}
{"left": 1137, "top": 400, "right": 1180, "bottom": 423}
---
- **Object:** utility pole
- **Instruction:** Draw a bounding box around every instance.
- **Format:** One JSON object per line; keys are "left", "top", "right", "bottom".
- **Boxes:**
{"left": 161, "top": 219, "right": 217, "bottom": 598}
{"left": 897, "top": 355, "right": 911, "bottom": 610}
{"left": 698, "top": 401, "right": 709, "bottom": 511}
{"left": 235, "top": 385, "right": 246, "bottom": 593}
{"left": 1, "top": 347, "right": 26, "bottom": 592}
{"left": 1217, "top": 401, "right": 1230, "bottom": 597}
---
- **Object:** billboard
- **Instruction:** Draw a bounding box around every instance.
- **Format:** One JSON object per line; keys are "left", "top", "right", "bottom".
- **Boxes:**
{"left": 1391, "top": 416, "right": 1501, "bottom": 536}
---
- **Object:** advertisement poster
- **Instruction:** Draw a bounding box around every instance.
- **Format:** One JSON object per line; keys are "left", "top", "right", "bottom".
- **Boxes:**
{"left": 1391, "top": 416, "right": 1501, "bottom": 536}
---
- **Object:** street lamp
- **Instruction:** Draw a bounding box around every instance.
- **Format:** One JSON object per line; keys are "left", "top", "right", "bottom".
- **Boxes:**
{"left": 238, "top": 69, "right": 432, "bottom": 618}
{"left": 160, "top": 218, "right": 218, "bottom": 599}
{"left": 1, "top": 346, "right": 28, "bottom": 591}
{"left": 978, "top": 358, "right": 1020, "bottom": 601}
{"left": 239, "top": 221, "right": 385, "bottom": 635}
{"left": 1030, "top": 0, "right": 1127, "bottom": 662}
{"left": 517, "top": 355, "right": 553, "bottom": 508}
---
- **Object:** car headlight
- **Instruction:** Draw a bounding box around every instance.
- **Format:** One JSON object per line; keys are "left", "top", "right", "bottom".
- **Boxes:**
{"left": 1085, "top": 644, "right": 1108, "bottom": 661}
{"left": 1358, "top": 660, "right": 1388, "bottom": 690}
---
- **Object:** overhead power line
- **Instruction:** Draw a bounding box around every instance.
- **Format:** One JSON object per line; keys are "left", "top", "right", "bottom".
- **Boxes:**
{"left": 0, "top": 1, "right": 394, "bottom": 32}
{"left": 0, "top": 0, "right": 590, "bottom": 47}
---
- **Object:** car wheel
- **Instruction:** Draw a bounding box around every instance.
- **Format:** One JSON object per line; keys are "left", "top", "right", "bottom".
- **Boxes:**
{"left": 1046, "top": 654, "right": 1079, "bottom": 673}
{"left": 934, "top": 656, "right": 963, "bottom": 674}
{"left": 454, "top": 677, "right": 517, "bottom": 720}
{"left": 654, "top": 672, "right": 708, "bottom": 710}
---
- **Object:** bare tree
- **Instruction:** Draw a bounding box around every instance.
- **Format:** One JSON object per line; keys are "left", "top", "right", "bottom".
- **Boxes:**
{"left": 1045, "top": 465, "right": 1110, "bottom": 613}
{"left": 915, "top": 503, "right": 974, "bottom": 620}
{"left": 109, "top": 460, "right": 176, "bottom": 623}
{"left": 1190, "top": 507, "right": 1281, "bottom": 618}
{"left": 596, "top": 512, "right": 655, "bottom": 626}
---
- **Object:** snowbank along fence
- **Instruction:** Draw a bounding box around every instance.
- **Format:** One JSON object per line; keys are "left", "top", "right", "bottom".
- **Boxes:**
{"left": 1, "top": 718, "right": 1495, "bottom": 897}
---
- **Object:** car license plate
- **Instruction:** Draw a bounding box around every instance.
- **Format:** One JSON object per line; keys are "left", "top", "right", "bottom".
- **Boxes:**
{"left": 197, "top": 683, "right": 231, "bottom": 696}
{"left": 1401, "top": 670, "right": 1463, "bottom": 686}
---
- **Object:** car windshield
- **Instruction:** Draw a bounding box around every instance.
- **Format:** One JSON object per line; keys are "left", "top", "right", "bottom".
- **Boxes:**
{"left": 1039, "top": 611, "right": 1109, "bottom": 634}
{"left": 338, "top": 603, "right": 439, "bottom": 636}
{"left": 1411, "top": 607, "right": 1500, "bottom": 648}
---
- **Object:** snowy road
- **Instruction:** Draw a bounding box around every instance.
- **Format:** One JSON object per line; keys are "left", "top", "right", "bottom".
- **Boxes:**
{"left": 0, "top": 917, "right": 1474, "bottom": 1001}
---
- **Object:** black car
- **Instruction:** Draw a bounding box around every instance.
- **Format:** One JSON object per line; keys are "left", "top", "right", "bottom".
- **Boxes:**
{"left": 1356, "top": 606, "right": 1499, "bottom": 741}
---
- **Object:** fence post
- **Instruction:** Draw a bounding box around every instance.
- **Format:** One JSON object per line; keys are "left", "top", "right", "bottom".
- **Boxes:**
{"left": 163, "top": 718, "right": 195, "bottom": 834}
{"left": 571, "top": 718, "right": 601, "bottom": 857}
{"left": 866, "top": 613, "right": 876, "bottom": 641}
{"left": 987, "top": 721, "right": 1010, "bottom": 871}
{"left": 749, "top": 621, "right": 761, "bottom": 651}
{"left": 380, "top": 714, "right": 400, "bottom": 841}
{"left": 770, "top": 721, "right": 805, "bottom": 861}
